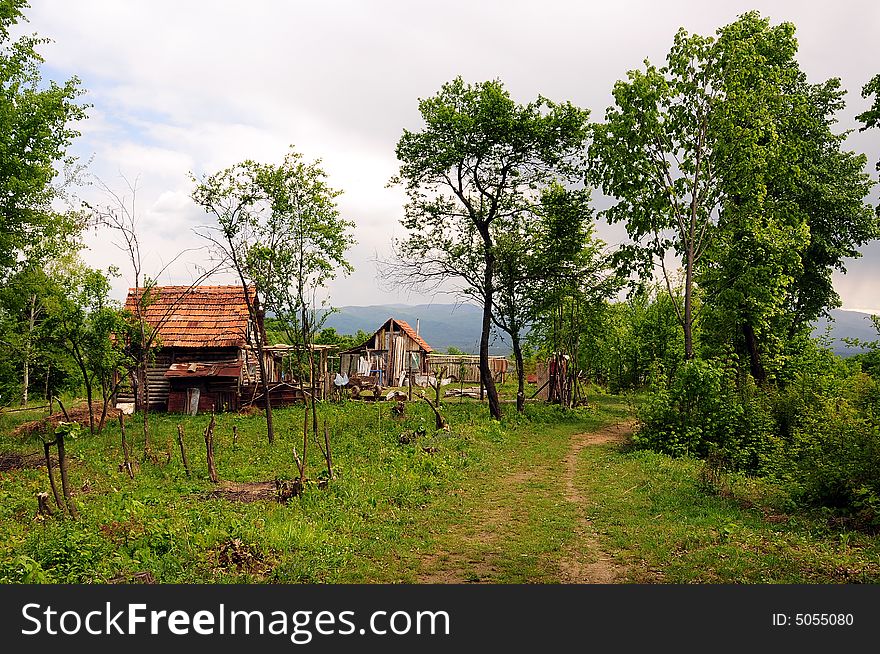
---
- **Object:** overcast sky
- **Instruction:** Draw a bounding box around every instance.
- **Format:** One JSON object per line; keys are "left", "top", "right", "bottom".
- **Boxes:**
{"left": 21, "top": 0, "right": 880, "bottom": 312}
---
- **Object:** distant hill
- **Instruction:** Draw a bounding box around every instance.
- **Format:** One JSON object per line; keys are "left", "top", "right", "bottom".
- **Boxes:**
{"left": 323, "top": 303, "right": 511, "bottom": 354}
{"left": 812, "top": 309, "right": 877, "bottom": 356}
{"left": 323, "top": 304, "right": 876, "bottom": 358}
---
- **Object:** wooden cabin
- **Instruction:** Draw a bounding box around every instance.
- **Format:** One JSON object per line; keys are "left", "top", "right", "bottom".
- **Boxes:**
{"left": 118, "top": 285, "right": 289, "bottom": 414}
{"left": 339, "top": 318, "right": 433, "bottom": 387}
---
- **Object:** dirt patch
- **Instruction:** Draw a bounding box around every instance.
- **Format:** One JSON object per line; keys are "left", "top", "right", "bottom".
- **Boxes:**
{"left": 0, "top": 451, "right": 49, "bottom": 471}
{"left": 559, "top": 419, "right": 637, "bottom": 584}
{"left": 11, "top": 403, "right": 121, "bottom": 438}
{"left": 208, "top": 479, "right": 302, "bottom": 503}
{"left": 210, "top": 538, "right": 273, "bottom": 577}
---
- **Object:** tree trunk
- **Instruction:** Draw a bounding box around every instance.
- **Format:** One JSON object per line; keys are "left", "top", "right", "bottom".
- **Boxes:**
{"left": 480, "top": 247, "right": 501, "bottom": 420}
{"left": 142, "top": 363, "right": 151, "bottom": 455}
{"left": 512, "top": 332, "right": 525, "bottom": 413}
{"left": 742, "top": 322, "right": 766, "bottom": 384}
{"left": 22, "top": 294, "right": 36, "bottom": 406}
{"left": 683, "top": 245, "right": 695, "bottom": 360}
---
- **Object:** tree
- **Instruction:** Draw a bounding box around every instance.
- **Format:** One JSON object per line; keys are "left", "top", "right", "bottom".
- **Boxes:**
{"left": 391, "top": 77, "right": 591, "bottom": 419}
{"left": 0, "top": 0, "right": 86, "bottom": 281}
{"left": 858, "top": 74, "right": 880, "bottom": 173}
{"left": 590, "top": 27, "right": 720, "bottom": 361}
{"left": 91, "top": 178, "right": 218, "bottom": 452}
{"left": 592, "top": 12, "right": 878, "bottom": 377}
{"left": 43, "top": 260, "right": 131, "bottom": 434}
{"left": 192, "top": 162, "right": 277, "bottom": 443}
{"left": 493, "top": 184, "right": 615, "bottom": 411}
{"left": 246, "top": 149, "right": 354, "bottom": 478}
{"left": 698, "top": 15, "right": 877, "bottom": 381}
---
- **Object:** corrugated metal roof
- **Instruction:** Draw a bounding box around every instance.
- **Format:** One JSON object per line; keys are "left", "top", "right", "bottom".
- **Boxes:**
{"left": 164, "top": 362, "right": 242, "bottom": 378}
{"left": 124, "top": 285, "right": 257, "bottom": 349}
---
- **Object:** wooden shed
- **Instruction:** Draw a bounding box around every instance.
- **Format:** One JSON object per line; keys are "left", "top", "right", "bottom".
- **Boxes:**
{"left": 117, "top": 285, "right": 287, "bottom": 414}
{"left": 339, "top": 318, "right": 433, "bottom": 387}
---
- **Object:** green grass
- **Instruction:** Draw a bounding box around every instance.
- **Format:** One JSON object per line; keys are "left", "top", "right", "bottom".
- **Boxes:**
{"left": 575, "top": 443, "right": 880, "bottom": 583}
{"left": 1, "top": 385, "right": 878, "bottom": 584}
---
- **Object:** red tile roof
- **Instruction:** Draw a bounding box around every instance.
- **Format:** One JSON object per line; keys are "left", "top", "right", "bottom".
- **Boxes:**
{"left": 124, "top": 285, "right": 257, "bottom": 349}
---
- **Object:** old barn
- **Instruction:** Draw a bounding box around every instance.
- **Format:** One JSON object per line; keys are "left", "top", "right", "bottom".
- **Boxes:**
{"left": 118, "top": 285, "right": 293, "bottom": 414}
{"left": 339, "top": 317, "right": 432, "bottom": 387}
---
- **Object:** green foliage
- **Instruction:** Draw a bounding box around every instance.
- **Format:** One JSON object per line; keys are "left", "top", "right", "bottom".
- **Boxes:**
{"left": 634, "top": 359, "right": 774, "bottom": 470}
{"left": 0, "top": 0, "right": 87, "bottom": 279}
{"left": 858, "top": 73, "right": 880, "bottom": 173}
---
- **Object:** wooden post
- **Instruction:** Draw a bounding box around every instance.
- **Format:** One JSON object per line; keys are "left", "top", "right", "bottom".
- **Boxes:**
{"left": 204, "top": 413, "right": 218, "bottom": 483}
{"left": 323, "top": 420, "right": 333, "bottom": 479}
{"left": 43, "top": 439, "right": 63, "bottom": 514}
{"left": 232, "top": 424, "right": 238, "bottom": 448}
{"left": 119, "top": 413, "right": 134, "bottom": 479}
{"left": 176, "top": 425, "right": 191, "bottom": 477}
{"left": 37, "top": 491, "right": 54, "bottom": 517}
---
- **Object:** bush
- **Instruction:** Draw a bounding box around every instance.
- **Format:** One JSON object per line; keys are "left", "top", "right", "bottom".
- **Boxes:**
{"left": 633, "top": 359, "right": 774, "bottom": 471}
{"left": 635, "top": 350, "right": 880, "bottom": 527}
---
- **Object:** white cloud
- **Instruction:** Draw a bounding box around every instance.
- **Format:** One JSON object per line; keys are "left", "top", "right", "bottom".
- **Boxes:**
{"left": 20, "top": 0, "right": 880, "bottom": 309}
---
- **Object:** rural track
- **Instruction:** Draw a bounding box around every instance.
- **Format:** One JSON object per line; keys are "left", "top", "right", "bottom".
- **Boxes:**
{"left": 559, "top": 418, "right": 637, "bottom": 583}
{"left": 417, "top": 417, "right": 637, "bottom": 584}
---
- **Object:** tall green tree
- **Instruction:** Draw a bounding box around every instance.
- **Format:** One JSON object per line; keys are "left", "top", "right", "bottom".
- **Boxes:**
{"left": 590, "top": 27, "right": 719, "bottom": 360}
{"left": 592, "top": 12, "right": 877, "bottom": 377}
{"left": 858, "top": 74, "right": 880, "bottom": 174}
{"left": 699, "top": 15, "right": 877, "bottom": 381}
{"left": 391, "top": 77, "right": 591, "bottom": 419}
{"left": 0, "top": 0, "right": 86, "bottom": 280}
{"left": 246, "top": 149, "right": 354, "bottom": 478}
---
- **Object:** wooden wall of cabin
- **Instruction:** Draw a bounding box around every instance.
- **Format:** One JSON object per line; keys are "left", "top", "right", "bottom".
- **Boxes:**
{"left": 167, "top": 378, "right": 239, "bottom": 414}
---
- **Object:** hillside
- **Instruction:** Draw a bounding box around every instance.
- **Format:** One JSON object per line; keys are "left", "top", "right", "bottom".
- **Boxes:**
{"left": 812, "top": 309, "right": 877, "bottom": 355}
{"left": 323, "top": 303, "right": 512, "bottom": 354}
{"left": 324, "top": 304, "right": 875, "bottom": 357}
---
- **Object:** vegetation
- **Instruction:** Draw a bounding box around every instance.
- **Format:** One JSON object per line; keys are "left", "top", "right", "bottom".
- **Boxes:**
{"left": 388, "top": 77, "right": 592, "bottom": 419}
{"left": 1, "top": 5, "right": 879, "bottom": 585}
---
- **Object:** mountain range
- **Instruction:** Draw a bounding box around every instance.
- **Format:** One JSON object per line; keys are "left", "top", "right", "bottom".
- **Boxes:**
{"left": 324, "top": 304, "right": 877, "bottom": 357}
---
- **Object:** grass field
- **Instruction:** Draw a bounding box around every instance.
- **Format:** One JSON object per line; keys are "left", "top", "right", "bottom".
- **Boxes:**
{"left": 1, "top": 387, "right": 878, "bottom": 583}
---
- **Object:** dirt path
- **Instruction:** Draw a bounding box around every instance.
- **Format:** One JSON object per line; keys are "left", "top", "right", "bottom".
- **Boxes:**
{"left": 417, "top": 418, "right": 637, "bottom": 583}
{"left": 559, "top": 418, "right": 637, "bottom": 583}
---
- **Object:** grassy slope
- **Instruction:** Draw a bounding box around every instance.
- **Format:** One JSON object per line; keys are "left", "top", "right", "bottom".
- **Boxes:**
{"left": 1, "top": 389, "right": 878, "bottom": 583}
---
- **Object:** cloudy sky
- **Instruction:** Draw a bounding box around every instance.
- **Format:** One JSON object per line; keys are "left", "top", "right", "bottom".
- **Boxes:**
{"left": 20, "top": 0, "right": 880, "bottom": 311}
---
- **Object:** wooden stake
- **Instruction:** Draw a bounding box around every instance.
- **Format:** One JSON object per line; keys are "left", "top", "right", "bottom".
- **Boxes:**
{"left": 176, "top": 425, "right": 191, "bottom": 477}
{"left": 43, "top": 439, "right": 64, "bottom": 514}
{"left": 57, "top": 434, "right": 78, "bottom": 519}
{"left": 119, "top": 413, "right": 134, "bottom": 478}
{"left": 323, "top": 420, "right": 333, "bottom": 479}
{"left": 37, "top": 492, "right": 54, "bottom": 517}
{"left": 204, "top": 413, "right": 218, "bottom": 483}
{"left": 232, "top": 424, "right": 238, "bottom": 448}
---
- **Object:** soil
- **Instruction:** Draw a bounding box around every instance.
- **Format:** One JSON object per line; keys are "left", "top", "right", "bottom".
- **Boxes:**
{"left": 208, "top": 479, "right": 302, "bottom": 503}
{"left": 0, "top": 451, "right": 48, "bottom": 472}
{"left": 558, "top": 418, "right": 637, "bottom": 583}
{"left": 11, "top": 403, "right": 122, "bottom": 438}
